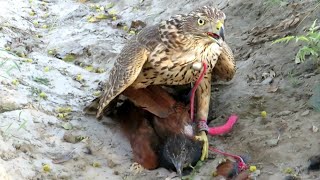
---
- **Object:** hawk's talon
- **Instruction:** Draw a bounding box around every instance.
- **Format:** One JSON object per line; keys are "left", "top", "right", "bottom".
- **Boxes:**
{"left": 130, "top": 162, "right": 145, "bottom": 175}
{"left": 195, "top": 131, "right": 209, "bottom": 161}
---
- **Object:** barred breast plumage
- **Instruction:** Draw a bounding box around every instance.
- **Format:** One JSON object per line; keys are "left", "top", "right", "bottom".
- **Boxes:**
{"left": 133, "top": 41, "right": 222, "bottom": 88}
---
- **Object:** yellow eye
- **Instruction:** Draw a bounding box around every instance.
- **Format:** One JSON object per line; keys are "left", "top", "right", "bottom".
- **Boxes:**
{"left": 197, "top": 18, "right": 205, "bottom": 26}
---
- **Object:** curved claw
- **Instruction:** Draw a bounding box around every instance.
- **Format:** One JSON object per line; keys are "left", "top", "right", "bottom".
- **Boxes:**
{"left": 195, "top": 131, "right": 209, "bottom": 161}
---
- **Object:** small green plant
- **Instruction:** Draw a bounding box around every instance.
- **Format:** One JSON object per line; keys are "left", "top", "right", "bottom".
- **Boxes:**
{"left": 33, "top": 77, "right": 50, "bottom": 86}
{"left": 31, "top": 87, "right": 42, "bottom": 95}
{"left": 287, "top": 71, "right": 301, "bottom": 87}
{"left": 181, "top": 161, "right": 204, "bottom": 180}
{"left": 0, "top": 58, "right": 21, "bottom": 78}
{"left": 0, "top": 47, "right": 21, "bottom": 79}
{"left": 2, "top": 111, "right": 28, "bottom": 137}
{"left": 272, "top": 19, "right": 320, "bottom": 64}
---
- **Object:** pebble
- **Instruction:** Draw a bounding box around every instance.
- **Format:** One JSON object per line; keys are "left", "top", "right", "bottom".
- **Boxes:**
{"left": 312, "top": 125, "right": 319, "bottom": 133}
{"left": 107, "top": 159, "right": 117, "bottom": 168}
{"left": 63, "top": 132, "right": 78, "bottom": 144}
{"left": 261, "top": 77, "right": 273, "bottom": 85}
{"left": 57, "top": 172, "right": 71, "bottom": 179}
{"left": 301, "top": 110, "right": 310, "bottom": 116}
{"left": 266, "top": 139, "right": 279, "bottom": 147}
{"left": 33, "top": 118, "right": 41, "bottom": 123}
{"left": 0, "top": 101, "right": 18, "bottom": 113}
{"left": 276, "top": 111, "right": 292, "bottom": 117}
{"left": 304, "top": 73, "right": 316, "bottom": 78}
{"left": 250, "top": 169, "right": 261, "bottom": 178}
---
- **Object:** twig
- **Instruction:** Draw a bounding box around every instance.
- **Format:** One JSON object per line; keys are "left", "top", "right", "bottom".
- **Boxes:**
{"left": 295, "top": 2, "right": 320, "bottom": 30}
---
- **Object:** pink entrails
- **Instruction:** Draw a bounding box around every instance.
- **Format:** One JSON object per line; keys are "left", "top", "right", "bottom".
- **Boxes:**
{"left": 209, "top": 147, "right": 248, "bottom": 171}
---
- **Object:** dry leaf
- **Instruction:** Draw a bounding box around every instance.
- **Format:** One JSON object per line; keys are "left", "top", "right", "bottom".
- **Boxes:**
{"left": 267, "top": 85, "right": 279, "bottom": 93}
{"left": 52, "top": 151, "right": 75, "bottom": 164}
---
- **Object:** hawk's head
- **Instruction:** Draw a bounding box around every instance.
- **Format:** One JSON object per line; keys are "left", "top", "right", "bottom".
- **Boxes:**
{"left": 159, "top": 6, "right": 226, "bottom": 49}
{"left": 182, "top": 6, "right": 226, "bottom": 41}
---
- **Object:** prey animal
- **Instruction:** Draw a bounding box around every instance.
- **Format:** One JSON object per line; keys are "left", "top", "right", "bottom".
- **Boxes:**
{"left": 159, "top": 134, "right": 202, "bottom": 177}
{"left": 115, "top": 90, "right": 202, "bottom": 177}
{"left": 84, "top": 5, "right": 236, "bottom": 162}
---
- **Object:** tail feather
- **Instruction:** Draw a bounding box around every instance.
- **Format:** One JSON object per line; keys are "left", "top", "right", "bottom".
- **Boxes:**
{"left": 83, "top": 96, "right": 119, "bottom": 118}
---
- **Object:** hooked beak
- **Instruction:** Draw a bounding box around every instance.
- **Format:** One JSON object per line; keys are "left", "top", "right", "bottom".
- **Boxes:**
{"left": 207, "top": 24, "right": 225, "bottom": 44}
{"left": 219, "top": 25, "right": 225, "bottom": 41}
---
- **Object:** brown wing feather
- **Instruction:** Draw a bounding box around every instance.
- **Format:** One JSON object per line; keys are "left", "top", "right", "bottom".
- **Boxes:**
{"left": 212, "top": 41, "right": 236, "bottom": 81}
{"left": 96, "top": 40, "right": 149, "bottom": 119}
{"left": 95, "top": 25, "right": 162, "bottom": 119}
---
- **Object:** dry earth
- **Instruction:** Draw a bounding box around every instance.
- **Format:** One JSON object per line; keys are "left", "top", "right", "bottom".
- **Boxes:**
{"left": 0, "top": 0, "right": 320, "bottom": 179}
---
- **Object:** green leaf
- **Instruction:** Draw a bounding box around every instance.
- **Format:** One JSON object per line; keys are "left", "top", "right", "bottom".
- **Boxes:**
{"left": 272, "top": 36, "right": 295, "bottom": 44}
{"left": 39, "top": 92, "right": 48, "bottom": 99}
{"left": 273, "top": 19, "right": 320, "bottom": 64}
{"left": 309, "top": 19, "right": 318, "bottom": 33}
{"left": 307, "top": 32, "right": 320, "bottom": 42}
{"left": 295, "top": 47, "right": 307, "bottom": 63}
{"left": 96, "top": 14, "right": 108, "bottom": 19}
{"left": 84, "top": 65, "right": 94, "bottom": 71}
{"left": 0, "top": 59, "right": 8, "bottom": 67}
{"left": 63, "top": 54, "right": 76, "bottom": 62}
{"left": 61, "top": 122, "right": 73, "bottom": 130}
{"left": 5, "top": 65, "right": 18, "bottom": 75}
{"left": 11, "top": 60, "right": 21, "bottom": 72}
{"left": 295, "top": 36, "right": 309, "bottom": 43}
{"left": 17, "top": 120, "right": 27, "bottom": 131}
{"left": 295, "top": 46, "right": 318, "bottom": 63}
{"left": 56, "top": 106, "right": 72, "bottom": 113}
{"left": 33, "top": 77, "right": 50, "bottom": 86}
{"left": 0, "top": 59, "right": 21, "bottom": 77}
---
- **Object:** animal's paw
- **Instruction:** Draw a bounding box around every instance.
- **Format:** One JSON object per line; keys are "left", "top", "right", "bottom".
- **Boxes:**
{"left": 130, "top": 162, "right": 145, "bottom": 175}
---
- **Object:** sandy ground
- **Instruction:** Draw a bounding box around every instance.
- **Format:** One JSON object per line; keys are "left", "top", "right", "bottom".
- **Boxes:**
{"left": 0, "top": 0, "right": 320, "bottom": 179}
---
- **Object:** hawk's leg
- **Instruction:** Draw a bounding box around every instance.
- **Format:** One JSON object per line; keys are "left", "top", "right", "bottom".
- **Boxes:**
{"left": 194, "top": 74, "right": 211, "bottom": 161}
